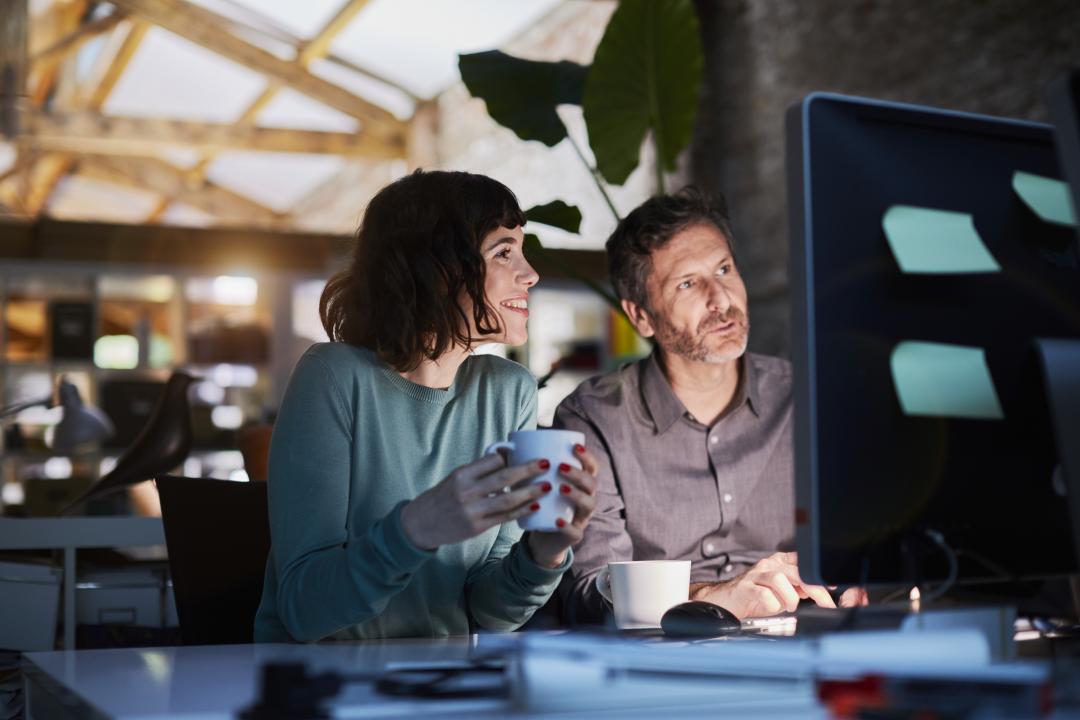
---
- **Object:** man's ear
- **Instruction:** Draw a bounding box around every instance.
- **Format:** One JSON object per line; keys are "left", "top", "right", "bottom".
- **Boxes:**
{"left": 621, "top": 298, "right": 655, "bottom": 338}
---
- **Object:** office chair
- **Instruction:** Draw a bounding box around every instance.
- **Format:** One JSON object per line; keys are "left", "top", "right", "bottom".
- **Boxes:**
{"left": 157, "top": 475, "right": 270, "bottom": 645}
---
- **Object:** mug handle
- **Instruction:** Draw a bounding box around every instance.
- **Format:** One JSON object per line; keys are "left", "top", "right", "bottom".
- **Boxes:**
{"left": 595, "top": 567, "right": 613, "bottom": 605}
{"left": 484, "top": 440, "right": 514, "bottom": 457}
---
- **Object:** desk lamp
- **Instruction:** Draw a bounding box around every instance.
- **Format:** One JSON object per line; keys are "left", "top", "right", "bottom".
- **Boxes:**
{"left": 0, "top": 377, "right": 114, "bottom": 453}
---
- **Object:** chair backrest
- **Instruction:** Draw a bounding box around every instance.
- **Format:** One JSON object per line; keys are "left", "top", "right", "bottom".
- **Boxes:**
{"left": 157, "top": 475, "right": 270, "bottom": 645}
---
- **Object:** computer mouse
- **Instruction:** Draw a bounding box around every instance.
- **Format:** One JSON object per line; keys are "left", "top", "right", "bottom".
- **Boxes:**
{"left": 661, "top": 601, "right": 742, "bottom": 638}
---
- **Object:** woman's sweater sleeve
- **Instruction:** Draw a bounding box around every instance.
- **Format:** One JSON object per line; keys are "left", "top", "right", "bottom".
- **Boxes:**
{"left": 268, "top": 352, "right": 434, "bottom": 641}
{"left": 464, "top": 383, "right": 571, "bottom": 631}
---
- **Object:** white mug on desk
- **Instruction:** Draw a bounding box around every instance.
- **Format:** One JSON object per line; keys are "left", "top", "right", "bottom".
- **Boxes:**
{"left": 484, "top": 429, "right": 583, "bottom": 532}
{"left": 596, "top": 560, "right": 691, "bottom": 629}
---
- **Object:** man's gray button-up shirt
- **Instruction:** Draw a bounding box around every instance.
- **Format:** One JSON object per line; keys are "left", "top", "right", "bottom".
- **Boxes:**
{"left": 554, "top": 351, "right": 795, "bottom": 625}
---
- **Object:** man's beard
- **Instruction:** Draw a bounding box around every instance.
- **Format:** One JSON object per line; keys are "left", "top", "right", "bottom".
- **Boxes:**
{"left": 652, "top": 308, "right": 750, "bottom": 363}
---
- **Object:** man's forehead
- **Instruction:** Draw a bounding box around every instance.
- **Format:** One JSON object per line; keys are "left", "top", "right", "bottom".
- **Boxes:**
{"left": 650, "top": 224, "right": 733, "bottom": 279}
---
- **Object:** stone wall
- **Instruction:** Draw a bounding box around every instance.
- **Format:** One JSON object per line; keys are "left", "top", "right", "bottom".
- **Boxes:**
{"left": 689, "top": 0, "right": 1080, "bottom": 356}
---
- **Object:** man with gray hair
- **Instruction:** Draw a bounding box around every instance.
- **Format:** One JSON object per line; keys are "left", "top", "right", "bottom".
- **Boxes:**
{"left": 555, "top": 187, "right": 865, "bottom": 625}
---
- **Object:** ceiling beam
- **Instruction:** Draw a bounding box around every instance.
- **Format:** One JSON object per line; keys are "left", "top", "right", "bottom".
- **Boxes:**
{"left": 84, "top": 18, "right": 150, "bottom": 109}
{"left": 0, "top": 216, "right": 609, "bottom": 284}
{"left": 75, "top": 154, "right": 282, "bottom": 225}
{"left": 0, "top": 216, "right": 346, "bottom": 273}
{"left": 27, "top": 0, "right": 87, "bottom": 107}
{"left": 298, "top": 0, "right": 372, "bottom": 66}
{"left": 147, "top": 0, "right": 382, "bottom": 223}
{"left": 30, "top": 10, "right": 128, "bottom": 69}
{"left": 109, "top": 0, "right": 405, "bottom": 147}
{"left": 0, "top": 15, "right": 151, "bottom": 217}
{"left": 286, "top": 160, "right": 394, "bottom": 231}
{"left": 22, "top": 153, "right": 72, "bottom": 215}
{"left": 0, "top": 144, "right": 34, "bottom": 214}
{"left": 22, "top": 109, "right": 406, "bottom": 159}
{"left": 0, "top": 0, "right": 28, "bottom": 139}
{"left": 17, "top": 0, "right": 85, "bottom": 216}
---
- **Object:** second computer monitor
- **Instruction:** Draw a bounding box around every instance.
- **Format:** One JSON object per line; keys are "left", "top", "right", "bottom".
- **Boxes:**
{"left": 786, "top": 93, "right": 1080, "bottom": 587}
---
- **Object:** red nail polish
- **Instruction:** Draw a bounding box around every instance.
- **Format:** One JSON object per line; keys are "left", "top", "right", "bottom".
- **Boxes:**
{"left": 559, "top": 463, "right": 571, "bottom": 473}
{"left": 540, "top": 481, "right": 552, "bottom": 493}
{"left": 538, "top": 459, "right": 550, "bottom": 470}
{"left": 574, "top": 444, "right": 585, "bottom": 454}
{"left": 556, "top": 518, "right": 567, "bottom": 528}
{"left": 530, "top": 503, "right": 540, "bottom": 512}
{"left": 560, "top": 484, "right": 571, "bottom": 495}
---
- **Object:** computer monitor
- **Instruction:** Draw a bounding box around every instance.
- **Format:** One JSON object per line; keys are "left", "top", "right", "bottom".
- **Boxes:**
{"left": 1048, "top": 69, "right": 1080, "bottom": 249}
{"left": 786, "top": 93, "right": 1080, "bottom": 588}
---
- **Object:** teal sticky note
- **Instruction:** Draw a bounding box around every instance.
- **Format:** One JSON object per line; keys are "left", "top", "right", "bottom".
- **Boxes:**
{"left": 890, "top": 341, "right": 1004, "bottom": 420}
{"left": 882, "top": 206, "right": 1000, "bottom": 274}
{"left": 1012, "top": 171, "right": 1078, "bottom": 227}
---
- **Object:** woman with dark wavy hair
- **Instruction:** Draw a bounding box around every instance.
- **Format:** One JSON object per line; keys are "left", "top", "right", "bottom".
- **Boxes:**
{"left": 254, "top": 170, "right": 598, "bottom": 641}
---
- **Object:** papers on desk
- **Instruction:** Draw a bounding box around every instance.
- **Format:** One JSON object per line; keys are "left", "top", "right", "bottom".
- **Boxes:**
{"left": 514, "top": 642, "right": 820, "bottom": 716}
{"left": 512, "top": 630, "right": 1049, "bottom": 715}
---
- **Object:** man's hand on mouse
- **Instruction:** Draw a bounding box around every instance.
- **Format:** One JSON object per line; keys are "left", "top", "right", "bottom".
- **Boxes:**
{"left": 690, "top": 551, "right": 867, "bottom": 619}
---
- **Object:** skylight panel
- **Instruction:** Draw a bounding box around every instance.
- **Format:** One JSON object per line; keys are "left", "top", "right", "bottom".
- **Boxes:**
{"left": 103, "top": 27, "right": 267, "bottom": 122}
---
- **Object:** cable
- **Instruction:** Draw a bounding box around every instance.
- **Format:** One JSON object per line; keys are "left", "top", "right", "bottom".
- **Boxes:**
{"left": 919, "top": 529, "right": 959, "bottom": 604}
{"left": 954, "top": 547, "right": 1014, "bottom": 583}
{"left": 836, "top": 543, "right": 875, "bottom": 631}
{"left": 878, "top": 585, "right": 914, "bottom": 604}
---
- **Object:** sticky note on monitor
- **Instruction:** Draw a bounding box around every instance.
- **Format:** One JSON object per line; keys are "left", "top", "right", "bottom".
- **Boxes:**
{"left": 1012, "top": 171, "right": 1078, "bottom": 227}
{"left": 882, "top": 206, "right": 1000, "bottom": 274}
{"left": 890, "top": 341, "right": 1004, "bottom": 420}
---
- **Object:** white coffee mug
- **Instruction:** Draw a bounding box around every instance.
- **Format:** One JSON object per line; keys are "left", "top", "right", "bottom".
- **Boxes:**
{"left": 596, "top": 560, "right": 691, "bottom": 629}
{"left": 484, "top": 429, "right": 583, "bottom": 532}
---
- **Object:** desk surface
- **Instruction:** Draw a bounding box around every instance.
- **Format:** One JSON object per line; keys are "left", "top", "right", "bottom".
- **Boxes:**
{"left": 23, "top": 635, "right": 831, "bottom": 719}
{"left": 0, "top": 516, "right": 164, "bottom": 550}
{"left": 23, "top": 631, "right": 1077, "bottom": 719}
{"left": 24, "top": 639, "right": 506, "bottom": 719}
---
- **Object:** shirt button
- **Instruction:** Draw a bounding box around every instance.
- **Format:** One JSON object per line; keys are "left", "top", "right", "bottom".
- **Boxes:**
{"left": 709, "top": 435, "right": 718, "bottom": 445}
{"left": 704, "top": 542, "right": 715, "bottom": 555}
{"left": 722, "top": 493, "right": 733, "bottom": 503}
{"left": 724, "top": 564, "right": 734, "bottom": 573}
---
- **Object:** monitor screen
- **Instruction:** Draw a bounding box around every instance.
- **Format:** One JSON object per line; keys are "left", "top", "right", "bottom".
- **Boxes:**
{"left": 786, "top": 93, "right": 1080, "bottom": 587}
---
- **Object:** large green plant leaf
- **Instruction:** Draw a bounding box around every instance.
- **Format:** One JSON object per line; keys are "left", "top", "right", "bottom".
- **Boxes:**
{"left": 524, "top": 200, "right": 582, "bottom": 234}
{"left": 583, "top": 0, "right": 703, "bottom": 185}
{"left": 459, "top": 51, "right": 588, "bottom": 147}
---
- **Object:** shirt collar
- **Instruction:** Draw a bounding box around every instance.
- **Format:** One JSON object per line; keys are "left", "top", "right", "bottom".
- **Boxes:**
{"left": 741, "top": 354, "right": 762, "bottom": 418}
{"left": 641, "top": 350, "right": 685, "bottom": 434}
{"left": 640, "top": 350, "right": 761, "bottom": 434}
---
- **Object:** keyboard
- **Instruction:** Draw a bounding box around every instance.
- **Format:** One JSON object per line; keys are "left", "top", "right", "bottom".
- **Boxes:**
{"left": 742, "top": 604, "right": 910, "bottom": 637}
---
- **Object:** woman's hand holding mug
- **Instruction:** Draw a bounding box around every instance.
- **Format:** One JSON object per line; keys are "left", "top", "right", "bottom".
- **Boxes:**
{"left": 401, "top": 430, "right": 599, "bottom": 568}
{"left": 401, "top": 452, "right": 551, "bottom": 551}
{"left": 525, "top": 441, "right": 598, "bottom": 568}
